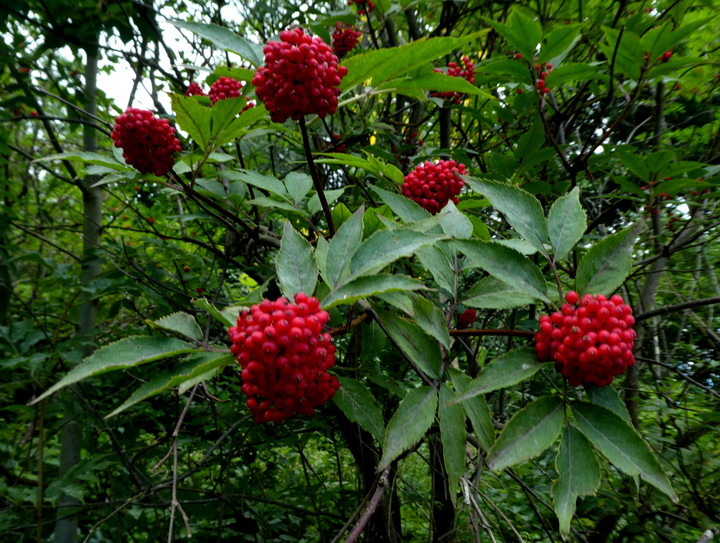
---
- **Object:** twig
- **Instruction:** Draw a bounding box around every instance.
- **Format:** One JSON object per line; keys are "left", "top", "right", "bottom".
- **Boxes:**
{"left": 635, "top": 296, "right": 720, "bottom": 322}
{"left": 345, "top": 468, "right": 390, "bottom": 543}
{"left": 299, "top": 116, "right": 335, "bottom": 236}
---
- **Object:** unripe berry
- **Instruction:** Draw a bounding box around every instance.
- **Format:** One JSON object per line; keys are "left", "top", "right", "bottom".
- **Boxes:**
{"left": 252, "top": 28, "right": 347, "bottom": 122}
{"left": 535, "top": 293, "right": 636, "bottom": 386}
{"left": 111, "top": 108, "right": 182, "bottom": 176}
{"left": 228, "top": 293, "right": 339, "bottom": 423}
{"left": 401, "top": 159, "right": 467, "bottom": 214}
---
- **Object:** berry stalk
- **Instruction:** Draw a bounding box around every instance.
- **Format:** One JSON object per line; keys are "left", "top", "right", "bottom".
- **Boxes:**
{"left": 299, "top": 116, "right": 336, "bottom": 237}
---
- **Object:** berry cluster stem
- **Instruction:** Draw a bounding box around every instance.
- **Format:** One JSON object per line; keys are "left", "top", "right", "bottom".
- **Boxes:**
{"left": 299, "top": 116, "right": 336, "bottom": 237}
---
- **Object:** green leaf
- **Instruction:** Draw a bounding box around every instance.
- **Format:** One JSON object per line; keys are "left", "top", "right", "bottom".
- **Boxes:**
{"left": 548, "top": 187, "right": 587, "bottom": 262}
{"left": 285, "top": 172, "right": 313, "bottom": 205}
{"left": 416, "top": 245, "right": 456, "bottom": 294}
{"left": 28, "top": 337, "right": 196, "bottom": 405}
{"left": 553, "top": 425, "right": 601, "bottom": 538}
{"left": 439, "top": 384, "right": 466, "bottom": 505}
{"left": 153, "top": 312, "right": 203, "bottom": 342}
{"left": 379, "top": 386, "right": 438, "bottom": 469}
{"left": 575, "top": 226, "right": 637, "bottom": 296}
{"left": 411, "top": 296, "right": 451, "bottom": 350}
{"left": 544, "top": 63, "right": 610, "bottom": 87}
{"left": 276, "top": 221, "right": 318, "bottom": 299}
{"left": 321, "top": 275, "right": 426, "bottom": 309}
{"left": 309, "top": 187, "right": 346, "bottom": 216}
{"left": 462, "top": 276, "right": 538, "bottom": 309}
{"left": 36, "top": 151, "right": 128, "bottom": 170}
{"left": 171, "top": 93, "right": 212, "bottom": 149}
{"left": 483, "top": 13, "right": 540, "bottom": 61}
{"left": 584, "top": 384, "right": 632, "bottom": 425}
{"left": 454, "top": 348, "right": 547, "bottom": 403}
{"left": 169, "top": 20, "right": 263, "bottom": 66}
{"left": 454, "top": 241, "right": 550, "bottom": 302}
{"left": 449, "top": 370, "right": 494, "bottom": 452}
{"left": 193, "top": 298, "right": 236, "bottom": 328}
{"left": 349, "top": 230, "right": 444, "bottom": 280}
{"left": 371, "top": 186, "right": 432, "bottom": 223}
{"left": 326, "top": 207, "right": 364, "bottom": 286}
{"left": 105, "top": 353, "right": 235, "bottom": 419}
{"left": 222, "top": 169, "right": 287, "bottom": 197}
{"left": 487, "top": 396, "right": 563, "bottom": 472}
{"left": 333, "top": 377, "right": 385, "bottom": 441}
{"left": 464, "top": 177, "right": 549, "bottom": 254}
{"left": 571, "top": 402, "right": 678, "bottom": 502}
{"left": 378, "top": 310, "right": 442, "bottom": 379}
{"left": 438, "top": 201, "right": 473, "bottom": 239}
{"left": 340, "top": 33, "right": 487, "bottom": 91}
{"left": 540, "top": 24, "right": 583, "bottom": 64}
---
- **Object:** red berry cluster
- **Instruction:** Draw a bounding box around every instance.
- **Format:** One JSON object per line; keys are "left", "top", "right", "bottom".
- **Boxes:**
{"left": 332, "top": 22, "right": 361, "bottom": 58}
{"left": 535, "top": 292, "right": 636, "bottom": 387}
{"left": 534, "top": 62, "right": 553, "bottom": 95}
{"left": 208, "top": 76, "right": 241, "bottom": 104}
{"left": 228, "top": 293, "right": 340, "bottom": 424}
{"left": 252, "top": 28, "right": 348, "bottom": 123}
{"left": 185, "top": 82, "right": 205, "bottom": 97}
{"left": 432, "top": 56, "right": 475, "bottom": 104}
{"left": 348, "top": 0, "right": 374, "bottom": 15}
{"left": 401, "top": 160, "right": 467, "bottom": 214}
{"left": 457, "top": 308, "right": 477, "bottom": 329}
{"left": 111, "top": 108, "right": 182, "bottom": 176}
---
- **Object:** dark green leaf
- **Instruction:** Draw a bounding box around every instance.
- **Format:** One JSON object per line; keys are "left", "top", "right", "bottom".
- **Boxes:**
{"left": 450, "top": 370, "right": 494, "bottom": 452}
{"left": 463, "top": 276, "right": 539, "bottom": 310}
{"left": 548, "top": 187, "right": 587, "bottom": 262}
{"left": 464, "top": 177, "right": 549, "bottom": 254}
{"left": 416, "top": 245, "right": 456, "bottom": 294}
{"left": 193, "top": 298, "right": 237, "bottom": 328}
{"left": 171, "top": 94, "right": 212, "bottom": 149}
{"left": 105, "top": 353, "right": 235, "bottom": 418}
{"left": 378, "top": 310, "right": 442, "bottom": 379}
{"left": 584, "top": 385, "right": 632, "bottom": 425}
{"left": 572, "top": 402, "right": 678, "bottom": 502}
{"left": 379, "top": 386, "right": 438, "bottom": 469}
{"left": 327, "top": 207, "right": 364, "bottom": 286}
{"left": 540, "top": 24, "right": 583, "bottom": 64}
{"left": 169, "top": 20, "right": 263, "bottom": 66}
{"left": 487, "top": 396, "right": 563, "bottom": 472}
{"left": 29, "top": 337, "right": 197, "bottom": 404}
{"left": 575, "top": 226, "right": 637, "bottom": 296}
{"left": 454, "top": 348, "right": 547, "bottom": 403}
{"left": 411, "top": 296, "right": 451, "bottom": 349}
{"left": 349, "top": 230, "right": 444, "bottom": 279}
{"left": 371, "top": 186, "right": 432, "bottom": 222}
{"left": 439, "top": 384, "right": 466, "bottom": 505}
{"left": 544, "top": 63, "right": 610, "bottom": 87}
{"left": 455, "top": 240, "right": 550, "bottom": 302}
{"left": 153, "top": 312, "right": 203, "bottom": 342}
{"left": 333, "top": 377, "right": 385, "bottom": 441}
{"left": 276, "top": 221, "right": 318, "bottom": 299}
{"left": 553, "top": 425, "right": 601, "bottom": 537}
{"left": 321, "top": 274, "right": 426, "bottom": 309}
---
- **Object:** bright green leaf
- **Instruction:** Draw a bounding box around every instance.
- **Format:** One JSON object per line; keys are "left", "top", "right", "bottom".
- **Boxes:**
{"left": 153, "top": 312, "right": 203, "bottom": 342}
{"left": 321, "top": 274, "right": 426, "bottom": 309}
{"left": 169, "top": 20, "right": 263, "bottom": 66}
{"left": 576, "top": 226, "right": 637, "bottom": 296}
{"left": 327, "top": 207, "right": 364, "bottom": 286}
{"left": 349, "top": 230, "right": 444, "bottom": 279}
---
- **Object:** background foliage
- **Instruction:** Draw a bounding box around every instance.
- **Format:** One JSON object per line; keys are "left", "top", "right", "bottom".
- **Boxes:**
{"left": 1, "top": 0, "right": 719, "bottom": 542}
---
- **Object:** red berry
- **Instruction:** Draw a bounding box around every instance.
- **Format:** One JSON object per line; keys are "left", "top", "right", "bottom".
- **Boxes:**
{"left": 432, "top": 55, "right": 475, "bottom": 104}
{"left": 185, "top": 82, "right": 205, "bottom": 96}
{"left": 183, "top": 266, "right": 190, "bottom": 272}
{"left": 208, "top": 76, "right": 242, "bottom": 105}
{"left": 332, "top": 22, "right": 361, "bottom": 58}
{"left": 111, "top": 108, "right": 182, "bottom": 176}
{"left": 514, "top": 53, "right": 522, "bottom": 60}
{"left": 457, "top": 308, "right": 477, "bottom": 328}
{"left": 535, "top": 293, "right": 636, "bottom": 387}
{"left": 401, "top": 160, "right": 467, "bottom": 214}
{"left": 252, "top": 28, "right": 347, "bottom": 123}
{"left": 228, "top": 294, "right": 339, "bottom": 424}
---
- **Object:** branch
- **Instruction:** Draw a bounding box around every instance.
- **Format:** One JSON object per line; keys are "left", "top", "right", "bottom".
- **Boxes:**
{"left": 635, "top": 296, "right": 720, "bottom": 322}
{"left": 345, "top": 468, "right": 390, "bottom": 543}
